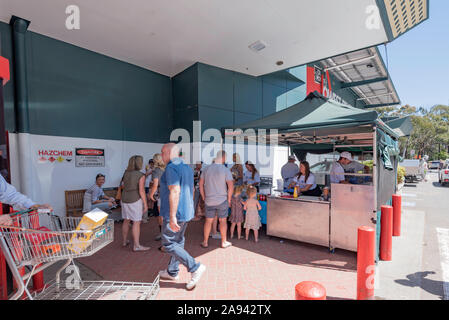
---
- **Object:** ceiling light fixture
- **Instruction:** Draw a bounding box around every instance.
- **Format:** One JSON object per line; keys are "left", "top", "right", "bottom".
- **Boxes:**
{"left": 248, "top": 40, "right": 267, "bottom": 52}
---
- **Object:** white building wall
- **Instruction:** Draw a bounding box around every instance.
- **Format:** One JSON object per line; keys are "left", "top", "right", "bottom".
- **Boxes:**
{"left": 8, "top": 132, "right": 294, "bottom": 216}
{"left": 9, "top": 132, "right": 164, "bottom": 217}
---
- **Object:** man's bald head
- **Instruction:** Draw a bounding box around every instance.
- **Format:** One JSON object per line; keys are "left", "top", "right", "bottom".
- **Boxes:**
{"left": 161, "top": 143, "right": 180, "bottom": 164}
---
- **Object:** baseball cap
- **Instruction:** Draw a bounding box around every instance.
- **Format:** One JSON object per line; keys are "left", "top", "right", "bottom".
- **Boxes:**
{"left": 340, "top": 152, "right": 353, "bottom": 161}
{"left": 288, "top": 155, "right": 296, "bottom": 160}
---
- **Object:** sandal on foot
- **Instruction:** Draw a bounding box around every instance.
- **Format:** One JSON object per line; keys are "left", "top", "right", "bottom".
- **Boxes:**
{"left": 133, "top": 245, "right": 150, "bottom": 252}
{"left": 122, "top": 240, "right": 130, "bottom": 247}
{"left": 200, "top": 243, "right": 208, "bottom": 248}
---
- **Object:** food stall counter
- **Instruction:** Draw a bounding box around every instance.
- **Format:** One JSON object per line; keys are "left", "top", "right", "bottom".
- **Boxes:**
{"left": 266, "top": 195, "right": 330, "bottom": 248}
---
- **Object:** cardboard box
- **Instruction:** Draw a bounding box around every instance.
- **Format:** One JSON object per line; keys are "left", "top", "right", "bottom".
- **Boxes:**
{"left": 68, "top": 208, "right": 108, "bottom": 254}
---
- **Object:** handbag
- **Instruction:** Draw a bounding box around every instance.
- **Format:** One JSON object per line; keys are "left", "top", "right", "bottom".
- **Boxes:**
{"left": 115, "top": 173, "right": 125, "bottom": 201}
{"left": 115, "top": 186, "right": 122, "bottom": 201}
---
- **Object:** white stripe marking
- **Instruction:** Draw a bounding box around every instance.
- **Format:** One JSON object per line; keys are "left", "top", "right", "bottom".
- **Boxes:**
{"left": 436, "top": 228, "right": 449, "bottom": 300}
{"left": 402, "top": 201, "right": 416, "bottom": 207}
{"left": 401, "top": 193, "right": 417, "bottom": 197}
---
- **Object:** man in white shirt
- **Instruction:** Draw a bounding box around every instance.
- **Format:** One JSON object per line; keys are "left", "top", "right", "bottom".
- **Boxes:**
{"left": 330, "top": 152, "right": 368, "bottom": 185}
{"left": 281, "top": 155, "right": 299, "bottom": 189}
{"left": 330, "top": 152, "right": 352, "bottom": 184}
{"left": 341, "top": 153, "right": 368, "bottom": 174}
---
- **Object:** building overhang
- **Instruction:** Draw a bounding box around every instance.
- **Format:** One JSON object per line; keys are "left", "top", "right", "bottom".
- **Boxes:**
{"left": 317, "top": 46, "right": 401, "bottom": 108}
{"left": 0, "top": 0, "right": 428, "bottom": 77}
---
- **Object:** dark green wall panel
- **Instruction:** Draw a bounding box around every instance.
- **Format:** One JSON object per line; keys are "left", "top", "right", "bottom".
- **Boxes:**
{"left": 194, "top": 63, "right": 308, "bottom": 130}
{"left": 233, "top": 73, "right": 262, "bottom": 116}
{"left": 173, "top": 63, "right": 198, "bottom": 111}
{"left": 261, "top": 71, "right": 287, "bottom": 88}
{"left": 1, "top": 21, "right": 173, "bottom": 143}
{"left": 262, "top": 82, "right": 287, "bottom": 117}
{"left": 0, "top": 22, "right": 16, "bottom": 132}
{"left": 198, "top": 63, "right": 234, "bottom": 111}
{"left": 173, "top": 107, "right": 199, "bottom": 138}
{"left": 233, "top": 111, "right": 260, "bottom": 127}
{"left": 199, "top": 105, "right": 233, "bottom": 132}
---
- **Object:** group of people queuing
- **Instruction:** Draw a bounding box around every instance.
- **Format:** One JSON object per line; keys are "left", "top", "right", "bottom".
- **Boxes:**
{"left": 81, "top": 147, "right": 264, "bottom": 291}
{"left": 196, "top": 151, "right": 263, "bottom": 248}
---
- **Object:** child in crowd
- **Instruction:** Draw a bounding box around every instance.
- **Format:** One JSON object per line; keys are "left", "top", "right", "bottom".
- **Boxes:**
{"left": 229, "top": 185, "right": 244, "bottom": 239}
{"left": 243, "top": 186, "right": 262, "bottom": 242}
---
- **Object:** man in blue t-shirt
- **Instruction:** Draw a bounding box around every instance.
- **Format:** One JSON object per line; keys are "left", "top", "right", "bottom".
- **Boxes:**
{"left": 158, "top": 143, "right": 206, "bottom": 290}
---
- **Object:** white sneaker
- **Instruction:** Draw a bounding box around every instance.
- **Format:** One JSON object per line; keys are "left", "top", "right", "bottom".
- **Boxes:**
{"left": 186, "top": 264, "right": 206, "bottom": 290}
{"left": 211, "top": 233, "right": 222, "bottom": 239}
{"left": 158, "top": 270, "right": 179, "bottom": 281}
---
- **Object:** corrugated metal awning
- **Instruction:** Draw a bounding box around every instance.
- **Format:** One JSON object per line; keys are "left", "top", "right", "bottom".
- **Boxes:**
{"left": 319, "top": 46, "right": 400, "bottom": 108}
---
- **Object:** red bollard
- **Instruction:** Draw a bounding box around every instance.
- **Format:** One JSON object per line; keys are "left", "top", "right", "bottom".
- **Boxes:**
{"left": 380, "top": 205, "right": 393, "bottom": 261}
{"left": 392, "top": 194, "right": 402, "bottom": 237}
{"left": 32, "top": 269, "right": 45, "bottom": 292}
{"left": 356, "top": 226, "right": 375, "bottom": 300}
{"left": 295, "top": 281, "right": 326, "bottom": 300}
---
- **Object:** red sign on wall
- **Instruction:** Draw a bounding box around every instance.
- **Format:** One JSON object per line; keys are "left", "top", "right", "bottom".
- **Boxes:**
{"left": 306, "top": 65, "right": 348, "bottom": 105}
{"left": 75, "top": 148, "right": 105, "bottom": 167}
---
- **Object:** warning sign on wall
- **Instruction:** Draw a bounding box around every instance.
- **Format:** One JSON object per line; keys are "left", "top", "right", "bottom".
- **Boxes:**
{"left": 75, "top": 148, "right": 105, "bottom": 167}
{"left": 37, "top": 150, "right": 73, "bottom": 164}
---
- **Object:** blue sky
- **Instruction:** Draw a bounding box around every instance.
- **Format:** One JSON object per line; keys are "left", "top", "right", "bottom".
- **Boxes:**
{"left": 378, "top": 0, "right": 449, "bottom": 109}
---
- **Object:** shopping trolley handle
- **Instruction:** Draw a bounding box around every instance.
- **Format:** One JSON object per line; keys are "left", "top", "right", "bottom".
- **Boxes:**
{"left": 10, "top": 208, "right": 54, "bottom": 217}
{"left": 9, "top": 208, "right": 34, "bottom": 217}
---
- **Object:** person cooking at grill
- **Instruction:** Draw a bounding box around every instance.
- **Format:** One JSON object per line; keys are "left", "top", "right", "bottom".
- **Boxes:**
{"left": 281, "top": 155, "right": 299, "bottom": 190}
{"left": 330, "top": 151, "right": 368, "bottom": 185}
{"left": 340, "top": 152, "right": 370, "bottom": 183}
{"left": 288, "top": 161, "right": 321, "bottom": 196}
{"left": 0, "top": 174, "right": 52, "bottom": 226}
{"left": 329, "top": 152, "right": 351, "bottom": 185}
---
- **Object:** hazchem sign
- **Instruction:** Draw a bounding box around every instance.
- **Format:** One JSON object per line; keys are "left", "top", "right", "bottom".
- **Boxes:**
{"left": 75, "top": 148, "right": 105, "bottom": 167}
{"left": 38, "top": 150, "right": 73, "bottom": 164}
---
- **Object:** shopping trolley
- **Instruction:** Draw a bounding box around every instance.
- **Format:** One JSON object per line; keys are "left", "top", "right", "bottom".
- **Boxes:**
{"left": 0, "top": 209, "right": 159, "bottom": 300}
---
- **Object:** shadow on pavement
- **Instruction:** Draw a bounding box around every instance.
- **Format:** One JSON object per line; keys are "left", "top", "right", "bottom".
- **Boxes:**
{"left": 404, "top": 184, "right": 419, "bottom": 188}
{"left": 394, "top": 271, "right": 445, "bottom": 300}
{"left": 78, "top": 217, "right": 357, "bottom": 288}
{"left": 432, "top": 182, "right": 449, "bottom": 188}
{"left": 190, "top": 222, "right": 357, "bottom": 273}
{"left": 326, "top": 296, "right": 353, "bottom": 300}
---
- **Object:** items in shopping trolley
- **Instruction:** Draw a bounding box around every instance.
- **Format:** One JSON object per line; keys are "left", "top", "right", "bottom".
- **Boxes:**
{"left": 40, "top": 243, "right": 62, "bottom": 256}
{"left": 68, "top": 208, "right": 108, "bottom": 254}
{"left": 24, "top": 226, "right": 62, "bottom": 257}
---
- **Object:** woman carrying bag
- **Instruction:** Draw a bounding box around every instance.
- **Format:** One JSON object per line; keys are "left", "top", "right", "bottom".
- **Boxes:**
{"left": 121, "top": 155, "right": 150, "bottom": 252}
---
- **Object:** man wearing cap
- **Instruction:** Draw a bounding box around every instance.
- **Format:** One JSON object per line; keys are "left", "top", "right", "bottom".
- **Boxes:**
{"left": 340, "top": 152, "right": 369, "bottom": 177}
{"left": 281, "top": 155, "right": 299, "bottom": 190}
{"left": 330, "top": 152, "right": 368, "bottom": 185}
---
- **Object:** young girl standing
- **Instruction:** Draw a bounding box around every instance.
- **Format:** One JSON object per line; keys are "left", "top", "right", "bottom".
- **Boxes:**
{"left": 243, "top": 186, "right": 262, "bottom": 242}
{"left": 229, "top": 185, "right": 244, "bottom": 239}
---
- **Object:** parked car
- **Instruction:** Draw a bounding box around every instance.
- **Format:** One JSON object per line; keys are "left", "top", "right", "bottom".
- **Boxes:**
{"left": 429, "top": 161, "right": 441, "bottom": 170}
{"left": 309, "top": 160, "right": 334, "bottom": 186}
{"left": 439, "top": 164, "right": 449, "bottom": 186}
{"left": 309, "top": 159, "right": 372, "bottom": 186}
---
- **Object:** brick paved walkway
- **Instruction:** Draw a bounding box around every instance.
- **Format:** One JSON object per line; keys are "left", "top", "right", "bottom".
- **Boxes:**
{"left": 78, "top": 217, "right": 357, "bottom": 300}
